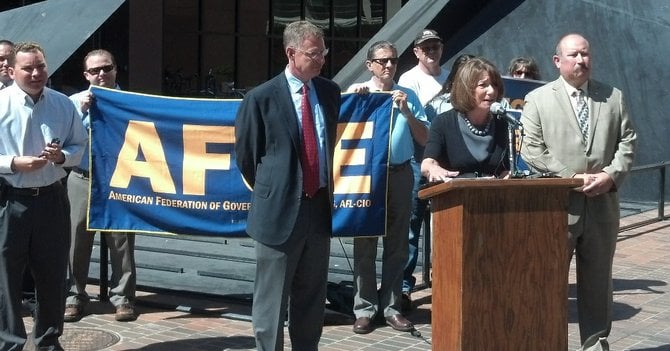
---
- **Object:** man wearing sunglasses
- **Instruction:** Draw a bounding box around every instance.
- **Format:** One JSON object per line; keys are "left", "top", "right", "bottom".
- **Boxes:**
{"left": 64, "top": 49, "right": 138, "bottom": 323}
{"left": 398, "top": 29, "right": 449, "bottom": 312}
{"left": 346, "top": 40, "right": 428, "bottom": 335}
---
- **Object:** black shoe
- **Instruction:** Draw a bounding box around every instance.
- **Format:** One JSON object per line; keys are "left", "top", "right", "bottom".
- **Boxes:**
{"left": 63, "top": 304, "right": 83, "bottom": 323}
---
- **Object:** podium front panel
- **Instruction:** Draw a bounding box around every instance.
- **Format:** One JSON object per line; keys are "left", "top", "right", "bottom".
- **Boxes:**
{"left": 426, "top": 179, "right": 577, "bottom": 351}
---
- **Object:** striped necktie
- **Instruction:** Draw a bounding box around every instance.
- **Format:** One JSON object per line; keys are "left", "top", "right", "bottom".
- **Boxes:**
{"left": 574, "top": 89, "right": 589, "bottom": 144}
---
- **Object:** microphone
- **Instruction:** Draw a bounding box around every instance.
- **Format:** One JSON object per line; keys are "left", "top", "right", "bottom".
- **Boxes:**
{"left": 490, "top": 102, "right": 523, "bottom": 128}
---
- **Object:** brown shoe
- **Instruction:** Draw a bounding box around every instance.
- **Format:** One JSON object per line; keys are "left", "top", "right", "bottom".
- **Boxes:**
{"left": 352, "top": 316, "right": 373, "bottom": 334}
{"left": 385, "top": 314, "right": 413, "bottom": 332}
{"left": 63, "top": 304, "right": 82, "bottom": 322}
{"left": 115, "top": 303, "right": 137, "bottom": 322}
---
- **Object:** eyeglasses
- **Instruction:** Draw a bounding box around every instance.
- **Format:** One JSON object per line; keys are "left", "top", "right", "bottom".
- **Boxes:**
{"left": 85, "top": 64, "right": 115, "bottom": 75}
{"left": 420, "top": 44, "right": 442, "bottom": 53}
{"left": 370, "top": 57, "right": 398, "bottom": 65}
{"left": 295, "top": 47, "right": 329, "bottom": 60}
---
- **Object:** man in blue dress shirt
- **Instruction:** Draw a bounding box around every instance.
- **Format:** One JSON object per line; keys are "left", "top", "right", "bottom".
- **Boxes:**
{"left": 346, "top": 40, "right": 429, "bottom": 335}
{"left": 0, "top": 42, "right": 87, "bottom": 351}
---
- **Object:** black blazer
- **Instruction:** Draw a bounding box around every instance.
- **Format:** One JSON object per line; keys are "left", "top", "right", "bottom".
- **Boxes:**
{"left": 234, "top": 73, "right": 341, "bottom": 245}
{"left": 423, "top": 109, "right": 510, "bottom": 177}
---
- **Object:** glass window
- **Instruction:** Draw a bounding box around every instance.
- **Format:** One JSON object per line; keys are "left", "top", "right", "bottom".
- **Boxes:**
{"left": 331, "top": 40, "right": 360, "bottom": 75}
{"left": 267, "top": 0, "right": 388, "bottom": 80}
{"left": 163, "top": 0, "right": 199, "bottom": 96}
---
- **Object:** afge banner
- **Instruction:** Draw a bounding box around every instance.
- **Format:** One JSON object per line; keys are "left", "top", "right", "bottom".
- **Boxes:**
{"left": 88, "top": 87, "right": 393, "bottom": 238}
{"left": 333, "top": 93, "right": 392, "bottom": 237}
{"left": 503, "top": 77, "right": 545, "bottom": 110}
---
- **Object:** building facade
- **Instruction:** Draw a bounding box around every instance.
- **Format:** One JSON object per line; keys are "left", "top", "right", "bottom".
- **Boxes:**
{"left": 2, "top": 0, "right": 405, "bottom": 96}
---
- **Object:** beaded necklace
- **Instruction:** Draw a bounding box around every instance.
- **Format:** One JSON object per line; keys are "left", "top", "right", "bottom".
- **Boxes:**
{"left": 462, "top": 114, "right": 491, "bottom": 136}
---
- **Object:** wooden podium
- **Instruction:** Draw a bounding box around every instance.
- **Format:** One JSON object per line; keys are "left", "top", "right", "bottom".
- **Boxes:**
{"left": 418, "top": 178, "right": 582, "bottom": 351}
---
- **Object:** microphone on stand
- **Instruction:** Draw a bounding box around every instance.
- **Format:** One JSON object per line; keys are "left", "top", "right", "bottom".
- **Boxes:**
{"left": 490, "top": 102, "right": 523, "bottom": 129}
{"left": 490, "top": 102, "right": 526, "bottom": 178}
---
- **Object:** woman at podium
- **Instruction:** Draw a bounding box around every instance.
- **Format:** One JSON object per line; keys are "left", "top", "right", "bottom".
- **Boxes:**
{"left": 421, "top": 57, "right": 510, "bottom": 181}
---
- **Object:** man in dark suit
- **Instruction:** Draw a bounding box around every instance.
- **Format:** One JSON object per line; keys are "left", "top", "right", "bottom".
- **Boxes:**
{"left": 234, "top": 20, "right": 341, "bottom": 351}
{"left": 521, "top": 33, "right": 636, "bottom": 351}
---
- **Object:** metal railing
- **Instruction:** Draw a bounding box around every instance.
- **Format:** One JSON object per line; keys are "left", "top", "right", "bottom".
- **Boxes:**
{"left": 619, "top": 160, "right": 670, "bottom": 231}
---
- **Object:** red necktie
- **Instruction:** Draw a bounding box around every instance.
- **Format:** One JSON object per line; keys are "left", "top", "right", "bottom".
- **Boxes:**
{"left": 301, "top": 84, "right": 320, "bottom": 197}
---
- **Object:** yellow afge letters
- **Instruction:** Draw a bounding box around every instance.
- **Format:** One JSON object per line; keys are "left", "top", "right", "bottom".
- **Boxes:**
{"left": 110, "top": 121, "right": 176, "bottom": 193}
{"left": 109, "top": 121, "right": 235, "bottom": 195}
{"left": 333, "top": 121, "right": 373, "bottom": 194}
{"left": 182, "top": 125, "right": 235, "bottom": 195}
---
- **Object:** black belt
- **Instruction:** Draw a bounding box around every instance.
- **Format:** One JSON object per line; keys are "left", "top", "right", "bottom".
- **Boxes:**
{"left": 5, "top": 182, "right": 58, "bottom": 197}
{"left": 389, "top": 160, "right": 411, "bottom": 171}
{"left": 72, "top": 167, "right": 90, "bottom": 178}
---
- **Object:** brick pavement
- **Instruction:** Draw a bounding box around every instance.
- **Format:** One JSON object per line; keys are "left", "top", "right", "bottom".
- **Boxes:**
{"left": 21, "top": 207, "right": 670, "bottom": 350}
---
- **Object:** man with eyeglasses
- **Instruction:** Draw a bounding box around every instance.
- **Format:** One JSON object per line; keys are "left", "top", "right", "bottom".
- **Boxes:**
{"left": 0, "top": 41, "right": 87, "bottom": 351}
{"left": 64, "top": 49, "right": 138, "bottom": 323}
{"left": 235, "top": 21, "right": 340, "bottom": 350}
{"left": 397, "top": 29, "right": 449, "bottom": 312}
{"left": 346, "top": 40, "right": 428, "bottom": 335}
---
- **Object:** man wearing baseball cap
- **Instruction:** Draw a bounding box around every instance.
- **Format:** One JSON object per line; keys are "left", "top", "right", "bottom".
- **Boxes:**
{"left": 398, "top": 29, "right": 449, "bottom": 313}
{"left": 399, "top": 29, "right": 448, "bottom": 106}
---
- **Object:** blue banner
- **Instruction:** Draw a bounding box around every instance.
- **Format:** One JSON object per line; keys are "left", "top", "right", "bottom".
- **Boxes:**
{"left": 333, "top": 93, "right": 392, "bottom": 237}
{"left": 501, "top": 77, "right": 546, "bottom": 172}
{"left": 502, "top": 76, "right": 545, "bottom": 110}
{"left": 89, "top": 87, "right": 393, "bottom": 238}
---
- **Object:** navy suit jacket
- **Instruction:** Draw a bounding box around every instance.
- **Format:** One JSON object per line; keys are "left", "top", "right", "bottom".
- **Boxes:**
{"left": 234, "top": 73, "right": 341, "bottom": 245}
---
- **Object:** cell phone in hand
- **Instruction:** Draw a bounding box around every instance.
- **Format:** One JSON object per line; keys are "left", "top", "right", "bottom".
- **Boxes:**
{"left": 51, "top": 137, "right": 60, "bottom": 145}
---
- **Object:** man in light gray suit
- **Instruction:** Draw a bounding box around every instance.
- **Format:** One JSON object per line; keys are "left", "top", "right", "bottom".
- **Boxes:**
{"left": 520, "top": 33, "right": 636, "bottom": 351}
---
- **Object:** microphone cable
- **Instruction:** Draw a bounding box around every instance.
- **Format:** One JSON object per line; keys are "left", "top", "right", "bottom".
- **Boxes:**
{"left": 409, "top": 326, "right": 431, "bottom": 345}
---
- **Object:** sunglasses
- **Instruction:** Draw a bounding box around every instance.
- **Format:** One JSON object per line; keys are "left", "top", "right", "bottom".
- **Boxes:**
{"left": 370, "top": 58, "right": 398, "bottom": 65}
{"left": 85, "top": 64, "right": 115, "bottom": 75}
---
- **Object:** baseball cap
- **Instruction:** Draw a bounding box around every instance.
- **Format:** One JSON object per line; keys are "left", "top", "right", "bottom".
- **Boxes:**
{"left": 414, "top": 29, "right": 442, "bottom": 46}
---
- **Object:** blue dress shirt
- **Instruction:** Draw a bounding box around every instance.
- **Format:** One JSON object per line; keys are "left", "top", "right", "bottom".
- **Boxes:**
{"left": 0, "top": 84, "right": 88, "bottom": 187}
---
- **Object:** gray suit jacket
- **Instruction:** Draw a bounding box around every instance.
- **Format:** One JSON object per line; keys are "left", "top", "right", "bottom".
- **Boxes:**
{"left": 234, "top": 73, "right": 341, "bottom": 245}
{"left": 520, "top": 77, "right": 636, "bottom": 189}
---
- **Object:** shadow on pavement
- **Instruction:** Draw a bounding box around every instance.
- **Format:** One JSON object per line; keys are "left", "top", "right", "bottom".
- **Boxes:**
{"left": 629, "top": 346, "right": 670, "bottom": 351}
{"left": 566, "top": 277, "right": 666, "bottom": 324}
{"left": 135, "top": 335, "right": 256, "bottom": 350}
